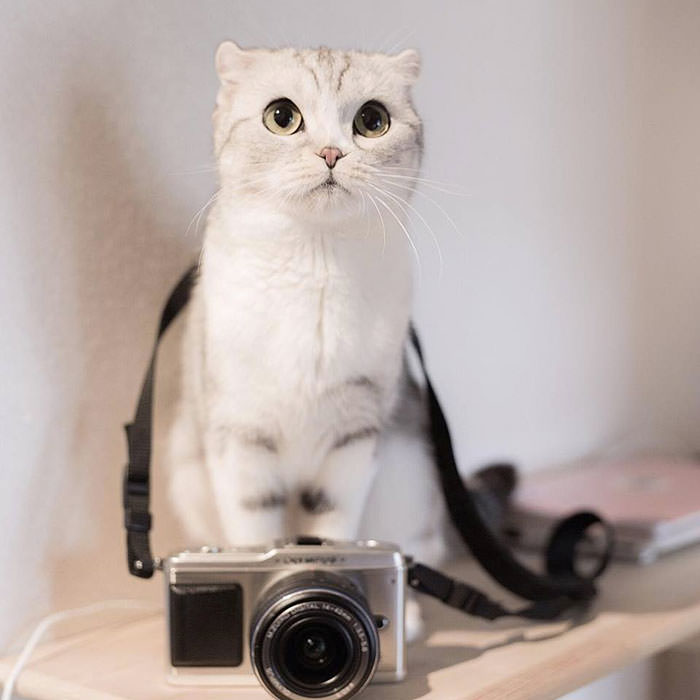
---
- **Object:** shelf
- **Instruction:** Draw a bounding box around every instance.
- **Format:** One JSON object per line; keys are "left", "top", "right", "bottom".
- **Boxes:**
{"left": 2, "top": 546, "right": 700, "bottom": 700}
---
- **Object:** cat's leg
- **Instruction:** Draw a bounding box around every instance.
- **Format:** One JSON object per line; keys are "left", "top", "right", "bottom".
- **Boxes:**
{"left": 360, "top": 426, "right": 448, "bottom": 562}
{"left": 404, "top": 595, "right": 425, "bottom": 643}
{"left": 167, "top": 400, "right": 214, "bottom": 544}
{"left": 165, "top": 299, "right": 219, "bottom": 545}
{"left": 358, "top": 423, "right": 449, "bottom": 642}
{"left": 401, "top": 529, "right": 449, "bottom": 642}
{"left": 297, "top": 436, "right": 379, "bottom": 541}
{"left": 205, "top": 427, "right": 286, "bottom": 546}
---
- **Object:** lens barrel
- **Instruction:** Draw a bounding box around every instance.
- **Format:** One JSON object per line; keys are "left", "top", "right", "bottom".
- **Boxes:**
{"left": 250, "top": 572, "right": 379, "bottom": 700}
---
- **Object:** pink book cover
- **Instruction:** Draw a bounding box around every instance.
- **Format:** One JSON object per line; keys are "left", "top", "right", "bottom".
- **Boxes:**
{"left": 513, "top": 458, "right": 700, "bottom": 537}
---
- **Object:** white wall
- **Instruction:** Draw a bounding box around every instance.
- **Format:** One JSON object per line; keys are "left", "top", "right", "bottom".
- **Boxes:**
{"left": 1, "top": 1, "right": 699, "bottom": 698}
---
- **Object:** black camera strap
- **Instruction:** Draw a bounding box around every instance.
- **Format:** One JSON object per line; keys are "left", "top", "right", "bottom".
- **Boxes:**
{"left": 405, "top": 329, "right": 613, "bottom": 619}
{"left": 123, "top": 266, "right": 613, "bottom": 620}
{"left": 123, "top": 266, "right": 198, "bottom": 578}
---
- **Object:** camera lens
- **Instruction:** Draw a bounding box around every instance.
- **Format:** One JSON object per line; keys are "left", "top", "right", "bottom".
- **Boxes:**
{"left": 278, "top": 617, "right": 352, "bottom": 688}
{"left": 301, "top": 632, "right": 327, "bottom": 662}
{"left": 251, "top": 572, "right": 379, "bottom": 700}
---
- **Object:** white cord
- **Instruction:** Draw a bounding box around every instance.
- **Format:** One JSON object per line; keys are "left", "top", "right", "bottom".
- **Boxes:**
{"left": 1, "top": 599, "right": 160, "bottom": 700}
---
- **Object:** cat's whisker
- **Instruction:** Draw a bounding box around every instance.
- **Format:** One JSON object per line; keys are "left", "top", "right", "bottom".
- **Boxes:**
{"left": 197, "top": 191, "right": 222, "bottom": 233}
{"left": 172, "top": 163, "right": 219, "bottom": 176}
{"left": 197, "top": 242, "right": 207, "bottom": 272}
{"left": 363, "top": 194, "right": 373, "bottom": 240}
{"left": 367, "top": 167, "right": 470, "bottom": 197}
{"left": 375, "top": 26, "right": 405, "bottom": 54}
{"left": 175, "top": 169, "right": 218, "bottom": 177}
{"left": 366, "top": 163, "right": 468, "bottom": 188}
{"left": 364, "top": 191, "right": 387, "bottom": 255}
{"left": 384, "top": 28, "right": 417, "bottom": 56}
{"left": 371, "top": 193, "right": 422, "bottom": 279}
{"left": 237, "top": 173, "right": 280, "bottom": 189}
{"left": 358, "top": 190, "right": 371, "bottom": 238}
{"left": 368, "top": 182, "right": 444, "bottom": 278}
{"left": 375, "top": 164, "right": 456, "bottom": 175}
{"left": 376, "top": 178, "right": 465, "bottom": 241}
{"left": 377, "top": 24, "right": 415, "bottom": 55}
{"left": 246, "top": 179, "right": 294, "bottom": 203}
{"left": 361, "top": 172, "right": 466, "bottom": 199}
{"left": 185, "top": 189, "right": 221, "bottom": 238}
{"left": 377, "top": 164, "right": 461, "bottom": 176}
{"left": 224, "top": 172, "right": 292, "bottom": 198}
{"left": 379, "top": 177, "right": 468, "bottom": 198}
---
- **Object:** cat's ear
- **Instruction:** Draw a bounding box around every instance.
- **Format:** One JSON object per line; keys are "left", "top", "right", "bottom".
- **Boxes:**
{"left": 215, "top": 40, "right": 252, "bottom": 83}
{"left": 391, "top": 49, "right": 421, "bottom": 83}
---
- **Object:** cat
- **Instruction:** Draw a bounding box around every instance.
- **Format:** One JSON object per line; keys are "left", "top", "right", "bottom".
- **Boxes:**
{"left": 166, "top": 41, "right": 450, "bottom": 638}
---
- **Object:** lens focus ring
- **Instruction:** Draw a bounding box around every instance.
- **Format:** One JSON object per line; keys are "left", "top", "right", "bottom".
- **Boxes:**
{"left": 250, "top": 576, "right": 379, "bottom": 700}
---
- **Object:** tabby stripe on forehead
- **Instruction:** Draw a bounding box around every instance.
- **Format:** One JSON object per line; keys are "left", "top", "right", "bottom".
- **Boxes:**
{"left": 300, "top": 54, "right": 321, "bottom": 89}
{"left": 318, "top": 47, "right": 333, "bottom": 69}
{"left": 336, "top": 56, "right": 351, "bottom": 91}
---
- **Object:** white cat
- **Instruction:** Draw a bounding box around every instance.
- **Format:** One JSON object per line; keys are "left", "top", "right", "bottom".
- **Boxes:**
{"left": 167, "top": 42, "right": 449, "bottom": 636}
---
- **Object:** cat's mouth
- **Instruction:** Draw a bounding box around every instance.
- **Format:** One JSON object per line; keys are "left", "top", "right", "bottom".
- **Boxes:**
{"left": 308, "top": 174, "right": 351, "bottom": 197}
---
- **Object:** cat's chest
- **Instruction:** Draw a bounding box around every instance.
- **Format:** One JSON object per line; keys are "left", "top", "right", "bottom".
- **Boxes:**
{"left": 201, "top": 258, "right": 408, "bottom": 408}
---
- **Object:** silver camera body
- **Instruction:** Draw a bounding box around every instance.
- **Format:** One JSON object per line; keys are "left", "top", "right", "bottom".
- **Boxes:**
{"left": 164, "top": 537, "right": 407, "bottom": 700}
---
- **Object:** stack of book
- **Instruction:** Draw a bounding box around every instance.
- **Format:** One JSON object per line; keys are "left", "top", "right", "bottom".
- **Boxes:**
{"left": 508, "top": 458, "right": 700, "bottom": 564}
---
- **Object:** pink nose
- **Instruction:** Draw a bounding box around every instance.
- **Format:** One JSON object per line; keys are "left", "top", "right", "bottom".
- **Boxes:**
{"left": 319, "top": 147, "right": 343, "bottom": 169}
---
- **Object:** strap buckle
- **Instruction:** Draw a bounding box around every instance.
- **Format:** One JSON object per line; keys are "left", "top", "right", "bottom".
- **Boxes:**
{"left": 122, "top": 469, "right": 148, "bottom": 502}
{"left": 446, "top": 581, "right": 485, "bottom": 614}
{"left": 122, "top": 266, "right": 198, "bottom": 580}
{"left": 124, "top": 507, "right": 152, "bottom": 533}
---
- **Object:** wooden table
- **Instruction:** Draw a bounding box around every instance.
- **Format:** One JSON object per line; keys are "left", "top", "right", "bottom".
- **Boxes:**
{"left": 2, "top": 547, "right": 700, "bottom": 700}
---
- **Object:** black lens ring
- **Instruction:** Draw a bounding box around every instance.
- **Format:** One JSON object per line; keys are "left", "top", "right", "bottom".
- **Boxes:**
{"left": 251, "top": 581, "right": 379, "bottom": 700}
{"left": 255, "top": 598, "right": 375, "bottom": 700}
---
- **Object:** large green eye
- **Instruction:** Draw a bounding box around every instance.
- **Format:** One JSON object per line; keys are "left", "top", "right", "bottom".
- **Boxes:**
{"left": 263, "top": 98, "right": 303, "bottom": 135}
{"left": 353, "top": 101, "right": 390, "bottom": 138}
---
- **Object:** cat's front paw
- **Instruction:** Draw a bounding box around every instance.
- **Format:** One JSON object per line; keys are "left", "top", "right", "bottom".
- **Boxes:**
{"left": 404, "top": 595, "right": 425, "bottom": 643}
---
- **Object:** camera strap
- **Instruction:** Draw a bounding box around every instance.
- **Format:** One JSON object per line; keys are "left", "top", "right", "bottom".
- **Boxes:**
{"left": 123, "top": 266, "right": 198, "bottom": 578}
{"left": 123, "top": 266, "right": 613, "bottom": 621}
{"left": 405, "top": 328, "right": 613, "bottom": 619}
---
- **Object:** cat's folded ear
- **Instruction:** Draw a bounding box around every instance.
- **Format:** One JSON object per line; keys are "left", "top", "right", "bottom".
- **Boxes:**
{"left": 215, "top": 41, "right": 253, "bottom": 83}
{"left": 391, "top": 49, "right": 421, "bottom": 83}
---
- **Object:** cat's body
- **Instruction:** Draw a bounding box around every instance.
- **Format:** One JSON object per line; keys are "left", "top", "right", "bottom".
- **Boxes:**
{"left": 167, "top": 43, "right": 449, "bottom": 634}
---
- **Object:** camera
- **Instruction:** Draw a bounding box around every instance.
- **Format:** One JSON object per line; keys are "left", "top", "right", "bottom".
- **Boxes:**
{"left": 164, "top": 536, "right": 407, "bottom": 700}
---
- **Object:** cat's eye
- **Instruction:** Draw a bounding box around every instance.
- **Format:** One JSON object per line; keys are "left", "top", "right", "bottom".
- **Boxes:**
{"left": 263, "top": 98, "right": 303, "bottom": 135}
{"left": 353, "top": 101, "right": 390, "bottom": 138}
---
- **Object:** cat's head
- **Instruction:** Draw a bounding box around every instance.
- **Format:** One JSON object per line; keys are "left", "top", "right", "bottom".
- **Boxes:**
{"left": 213, "top": 42, "right": 422, "bottom": 219}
